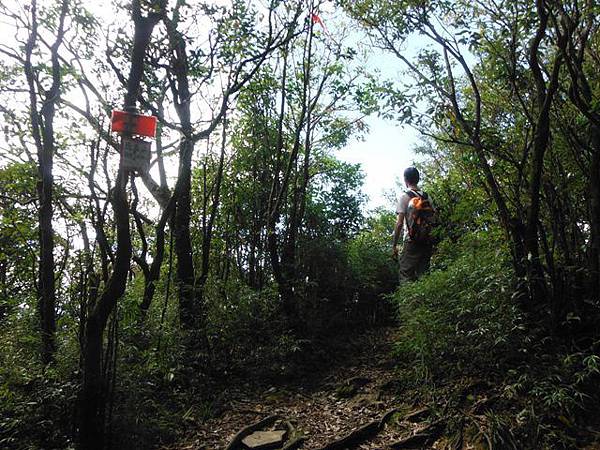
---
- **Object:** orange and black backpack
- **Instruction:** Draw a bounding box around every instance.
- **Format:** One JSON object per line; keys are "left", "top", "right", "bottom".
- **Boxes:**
{"left": 406, "top": 190, "right": 435, "bottom": 243}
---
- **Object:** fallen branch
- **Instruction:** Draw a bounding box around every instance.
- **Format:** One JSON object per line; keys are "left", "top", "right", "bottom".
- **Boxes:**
{"left": 225, "top": 414, "right": 281, "bottom": 450}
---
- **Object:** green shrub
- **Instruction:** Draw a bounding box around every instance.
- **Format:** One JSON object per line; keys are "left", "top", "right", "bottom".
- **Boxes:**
{"left": 391, "top": 229, "right": 600, "bottom": 448}
{"left": 347, "top": 209, "right": 398, "bottom": 303}
{"left": 392, "top": 230, "right": 522, "bottom": 377}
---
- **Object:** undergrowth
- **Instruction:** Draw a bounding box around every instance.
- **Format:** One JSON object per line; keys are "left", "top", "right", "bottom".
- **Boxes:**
{"left": 391, "top": 231, "right": 600, "bottom": 449}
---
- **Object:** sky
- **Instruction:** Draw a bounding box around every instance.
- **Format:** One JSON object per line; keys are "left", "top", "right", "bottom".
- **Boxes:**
{"left": 336, "top": 115, "right": 420, "bottom": 212}
{"left": 329, "top": 17, "right": 428, "bottom": 213}
{"left": 0, "top": 0, "right": 426, "bottom": 214}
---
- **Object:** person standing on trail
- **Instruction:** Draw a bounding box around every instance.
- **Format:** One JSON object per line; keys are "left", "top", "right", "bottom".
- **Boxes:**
{"left": 392, "top": 167, "right": 436, "bottom": 283}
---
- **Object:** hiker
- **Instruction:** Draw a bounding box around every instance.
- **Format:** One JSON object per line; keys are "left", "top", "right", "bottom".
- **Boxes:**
{"left": 392, "top": 167, "right": 436, "bottom": 283}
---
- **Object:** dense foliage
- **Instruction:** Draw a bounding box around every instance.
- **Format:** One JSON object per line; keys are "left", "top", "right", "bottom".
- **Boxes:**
{"left": 0, "top": 1, "right": 394, "bottom": 448}
{"left": 1, "top": 0, "right": 599, "bottom": 449}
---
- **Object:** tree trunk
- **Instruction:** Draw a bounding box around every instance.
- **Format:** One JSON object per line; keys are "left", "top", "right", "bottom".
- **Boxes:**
{"left": 37, "top": 123, "right": 57, "bottom": 364}
{"left": 524, "top": 1, "right": 561, "bottom": 305}
{"left": 174, "top": 137, "right": 198, "bottom": 329}
{"left": 79, "top": 4, "right": 159, "bottom": 447}
{"left": 140, "top": 201, "right": 174, "bottom": 314}
{"left": 23, "top": 0, "right": 68, "bottom": 365}
{"left": 80, "top": 315, "right": 105, "bottom": 449}
{"left": 589, "top": 128, "right": 600, "bottom": 293}
{"left": 162, "top": 13, "right": 202, "bottom": 332}
{"left": 80, "top": 170, "right": 131, "bottom": 450}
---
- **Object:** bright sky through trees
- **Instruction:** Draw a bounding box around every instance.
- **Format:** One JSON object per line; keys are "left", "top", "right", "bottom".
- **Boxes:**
{"left": 0, "top": 0, "right": 423, "bottom": 213}
{"left": 339, "top": 115, "right": 419, "bottom": 210}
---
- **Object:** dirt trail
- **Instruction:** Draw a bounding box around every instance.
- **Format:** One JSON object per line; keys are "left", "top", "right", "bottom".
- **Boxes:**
{"left": 171, "top": 327, "right": 437, "bottom": 450}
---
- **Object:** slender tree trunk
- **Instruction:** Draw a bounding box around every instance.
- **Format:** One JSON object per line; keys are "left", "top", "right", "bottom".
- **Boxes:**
{"left": 525, "top": 0, "right": 562, "bottom": 305}
{"left": 174, "top": 137, "right": 198, "bottom": 329}
{"left": 198, "top": 118, "right": 228, "bottom": 294}
{"left": 162, "top": 12, "right": 202, "bottom": 332}
{"left": 80, "top": 170, "right": 131, "bottom": 450}
{"left": 267, "top": 46, "right": 289, "bottom": 310}
{"left": 280, "top": 14, "right": 314, "bottom": 328}
{"left": 551, "top": 2, "right": 600, "bottom": 296}
{"left": 37, "top": 127, "right": 57, "bottom": 364}
{"left": 140, "top": 202, "right": 174, "bottom": 314}
{"left": 23, "top": 0, "right": 68, "bottom": 365}
{"left": 81, "top": 314, "right": 105, "bottom": 449}
{"left": 268, "top": 21, "right": 315, "bottom": 326}
{"left": 589, "top": 128, "right": 600, "bottom": 293}
{"left": 79, "top": 4, "right": 159, "bottom": 447}
{"left": 440, "top": 45, "right": 529, "bottom": 298}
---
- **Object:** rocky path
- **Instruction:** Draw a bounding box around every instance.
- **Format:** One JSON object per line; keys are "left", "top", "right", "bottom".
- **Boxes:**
{"left": 169, "top": 327, "right": 442, "bottom": 450}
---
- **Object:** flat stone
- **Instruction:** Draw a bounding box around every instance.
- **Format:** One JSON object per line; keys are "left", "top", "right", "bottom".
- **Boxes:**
{"left": 242, "top": 430, "right": 287, "bottom": 449}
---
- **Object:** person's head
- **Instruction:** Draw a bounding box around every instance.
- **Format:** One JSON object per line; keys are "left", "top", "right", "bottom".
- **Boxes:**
{"left": 404, "top": 166, "right": 420, "bottom": 187}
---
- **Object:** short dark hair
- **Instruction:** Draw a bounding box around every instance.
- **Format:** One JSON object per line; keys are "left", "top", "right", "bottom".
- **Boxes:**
{"left": 404, "top": 166, "right": 420, "bottom": 185}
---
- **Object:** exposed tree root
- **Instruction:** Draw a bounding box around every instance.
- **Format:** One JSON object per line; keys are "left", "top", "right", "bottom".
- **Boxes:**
{"left": 282, "top": 433, "right": 308, "bottom": 450}
{"left": 404, "top": 407, "right": 430, "bottom": 423}
{"left": 379, "top": 407, "right": 403, "bottom": 426}
{"left": 317, "top": 419, "right": 380, "bottom": 450}
{"left": 391, "top": 432, "right": 434, "bottom": 449}
{"left": 317, "top": 407, "right": 404, "bottom": 450}
{"left": 282, "top": 420, "right": 307, "bottom": 450}
{"left": 390, "top": 421, "right": 444, "bottom": 449}
{"left": 225, "top": 414, "right": 281, "bottom": 450}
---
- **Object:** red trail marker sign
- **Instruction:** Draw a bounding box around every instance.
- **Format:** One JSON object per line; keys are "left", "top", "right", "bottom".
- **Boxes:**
{"left": 111, "top": 110, "right": 157, "bottom": 138}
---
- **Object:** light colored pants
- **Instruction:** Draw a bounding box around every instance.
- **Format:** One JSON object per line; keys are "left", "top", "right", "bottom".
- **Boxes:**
{"left": 398, "top": 241, "right": 433, "bottom": 283}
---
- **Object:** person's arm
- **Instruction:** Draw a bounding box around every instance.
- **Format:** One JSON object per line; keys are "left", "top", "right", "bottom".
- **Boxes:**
{"left": 393, "top": 194, "right": 408, "bottom": 258}
{"left": 392, "top": 212, "right": 405, "bottom": 259}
